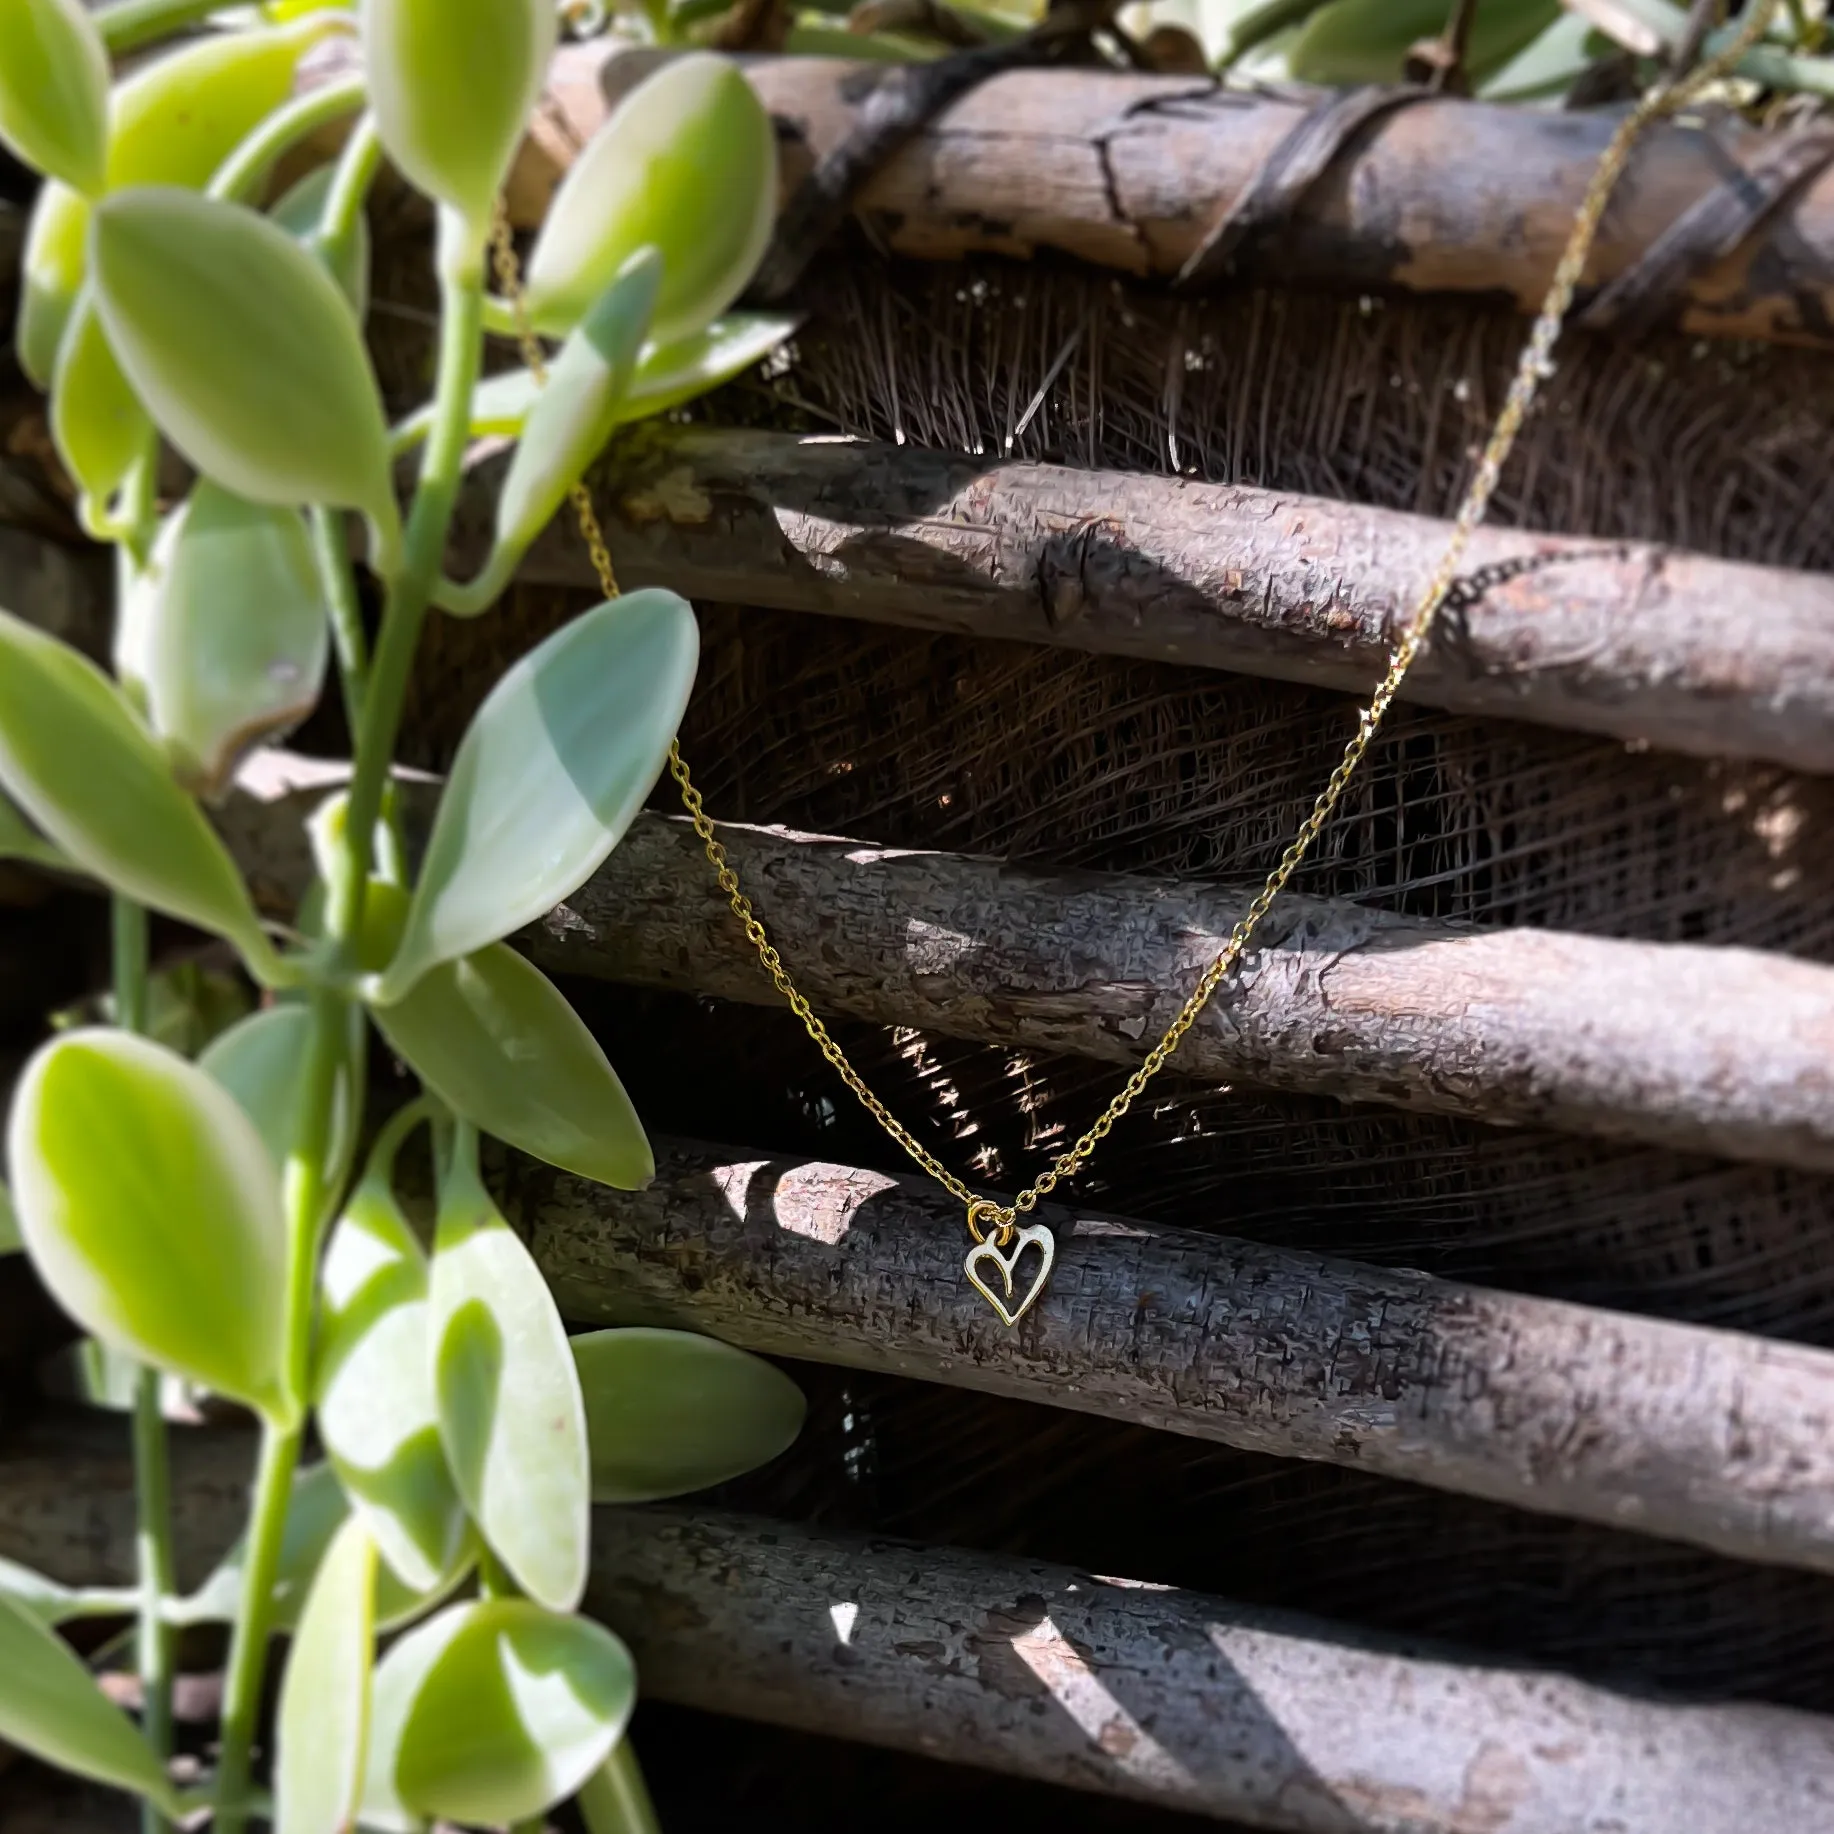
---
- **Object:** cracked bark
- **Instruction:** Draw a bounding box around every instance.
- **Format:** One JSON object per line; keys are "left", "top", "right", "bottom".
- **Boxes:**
{"left": 586, "top": 50, "right": 1834, "bottom": 348}
{"left": 458, "top": 425, "right": 1834, "bottom": 776}
{"left": 516, "top": 1138, "right": 1834, "bottom": 1579}
{"left": 290, "top": 40, "right": 1834, "bottom": 346}
{"left": 7, "top": 1415, "right": 1834, "bottom": 1833}
{"left": 219, "top": 762, "right": 1834, "bottom": 1173}
{"left": 589, "top": 1509, "right": 1834, "bottom": 1833}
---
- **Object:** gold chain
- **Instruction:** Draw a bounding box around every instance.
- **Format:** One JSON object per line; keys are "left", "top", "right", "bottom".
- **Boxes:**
{"left": 489, "top": 8, "right": 1770, "bottom": 1257}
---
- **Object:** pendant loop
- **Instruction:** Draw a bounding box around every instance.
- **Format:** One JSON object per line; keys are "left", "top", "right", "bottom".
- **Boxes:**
{"left": 965, "top": 1197, "right": 1010, "bottom": 1246}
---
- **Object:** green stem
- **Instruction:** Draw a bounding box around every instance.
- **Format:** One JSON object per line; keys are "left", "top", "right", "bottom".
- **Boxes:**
{"left": 112, "top": 895, "right": 175, "bottom": 1834}
{"left": 578, "top": 1742, "right": 663, "bottom": 1834}
{"left": 130, "top": 1373, "right": 175, "bottom": 1834}
{"left": 109, "top": 897, "right": 148, "bottom": 1035}
{"left": 318, "top": 113, "right": 384, "bottom": 278}
{"left": 334, "top": 220, "right": 486, "bottom": 943}
{"left": 359, "top": 1091, "right": 434, "bottom": 1188}
{"left": 213, "top": 988, "right": 346, "bottom": 1834}
{"left": 207, "top": 75, "right": 367, "bottom": 205}
{"left": 210, "top": 1420, "right": 300, "bottom": 1834}
{"left": 314, "top": 508, "right": 369, "bottom": 734}
{"left": 94, "top": 0, "right": 225, "bottom": 53}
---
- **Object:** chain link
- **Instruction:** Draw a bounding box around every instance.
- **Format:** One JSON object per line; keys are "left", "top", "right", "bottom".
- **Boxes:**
{"left": 488, "top": 9, "right": 1770, "bottom": 1246}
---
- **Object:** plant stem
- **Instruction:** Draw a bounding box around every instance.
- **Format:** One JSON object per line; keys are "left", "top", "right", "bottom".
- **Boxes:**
{"left": 212, "top": 987, "right": 346, "bottom": 1834}
{"left": 94, "top": 0, "right": 224, "bottom": 53}
{"left": 578, "top": 1742, "right": 664, "bottom": 1834}
{"left": 210, "top": 1419, "right": 300, "bottom": 1834}
{"left": 334, "top": 223, "right": 486, "bottom": 942}
{"left": 319, "top": 112, "right": 384, "bottom": 277}
{"left": 216, "top": 212, "right": 484, "bottom": 1830}
{"left": 130, "top": 1372, "right": 175, "bottom": 1834}
{"left": 207, "top": 75, "right": 367, "bottom": 205}
{"left": 110, "top": 897, "right": 148, "bottom": 1035}
{"left": 314, "top": 508, "right": 369, "bottom": 733}
{"left": 112, "top": 894, "right": 176, "bottom": 1834}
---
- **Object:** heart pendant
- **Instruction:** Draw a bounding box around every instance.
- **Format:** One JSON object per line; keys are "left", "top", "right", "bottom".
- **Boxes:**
{"left": 964, "top": 1223, "right": 1056, "bottom": 1328}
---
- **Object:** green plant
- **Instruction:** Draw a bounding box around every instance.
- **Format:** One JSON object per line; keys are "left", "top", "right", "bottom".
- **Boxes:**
{"left": 0, "top": 2, "right": 804, "bottom": 1828}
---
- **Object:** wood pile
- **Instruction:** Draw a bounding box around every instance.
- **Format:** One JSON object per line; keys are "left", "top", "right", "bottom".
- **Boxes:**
{"left": 9, "top": 37, "right": 1834, "bottom": 1833}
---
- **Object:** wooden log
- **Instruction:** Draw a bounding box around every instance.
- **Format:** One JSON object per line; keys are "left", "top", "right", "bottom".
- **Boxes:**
{"left": 0, "top": 1408, "right": 250, "bottom": 1594}
{"left": 591, "top": 1507, "right": 1834, "bottom": 1834}
{"left": 6, "top": 1420, "right": 1834, "bottom": 1833}
{"left": 588, "top": 51, "right": 1834, "bottom": 350}
{"left": 487, "top": 423, "right": 1834, "bottom": 775}
{"left": 520, "top": 1137, "right": 1834, "bottom": 1578}
{"left": 219, "top": 759, "right": 1834, "bottom": 1173}
{"left": 296, "top": 41, "right": 1834, "bottom": 349}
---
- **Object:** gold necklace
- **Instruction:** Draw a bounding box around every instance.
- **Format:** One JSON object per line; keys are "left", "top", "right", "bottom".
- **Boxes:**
{"left": 491, "top": 11, "right": 1771, "bottom": 1326}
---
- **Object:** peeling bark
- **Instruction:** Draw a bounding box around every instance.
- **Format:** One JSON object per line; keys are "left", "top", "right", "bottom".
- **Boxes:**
{"left": 467, "top": 424, "right": 1834, "bottom": 775}
{"left": 519, "top": 1138, "right": 1834, "bottom": 1579}
{"left": 592, "top": 1507, "right": 1834, "bottom": 1833}
{"left": 218, "top": 763, "right": 1834, "bottom": 1173}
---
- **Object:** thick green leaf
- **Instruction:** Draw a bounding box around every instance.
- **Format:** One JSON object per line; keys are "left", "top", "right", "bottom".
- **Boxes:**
{"left": 394, "top": 1600, "right": 636, "bottom": 1826}
{"left": 7, "top": 1028, "right": 294, "bottom": 1423}
{"left": 524, "top": 53, "right": 777, "bottom": 344}
{"left": 317, "top": 1177, "right": 471, "bottom": 1593}
{"left": 49, "top": 293, "right": 151, "bottom": 508}
{"left": 0, "top": 0, "right": 106, "bottom": 192}
{"left": 361, "top": 0, "right": 555, "bottom": 230}
{"left": 18, "top": 19, "right": 335, "bottom": 386}
{"left": 0, "top": 1591, "right": 182, "bottom": 1811}
{"left": 358, "top": 1602, "right": 473, "bottom": 1834}
{"left": 0, "top": 791, "right": 68, "bottom": 872}
{"left": 174, "top": 1461, "right": 472, "bottom": 1634}
{"left": 1477, "top": 9, "right": 1594, "bottom": 98}
{"left": 379, "top": 590, "right": 698, "bottom": 995}
{"left": 17, "top": 182, "right": 86, "bottom": 385}
{"left": 622, "top": 311, "right": 800, "bottom": 422}
{"left": 270, "top": 163, "right": 370, "bottom": 318}
{"left": 1289, "top": 0, "right": 1559, "bottom": 84}
{"left": 199, "top": 1003, "right": 359, "bottom": 1199}
{"left": 428, "top": 1154, "right": 589, "bottom": 1610}
{"left": 375, "top": 944, "right": 653, "bottom": 1190}
{"left": 574, "top": 1327, "right": 805, "bottom": 1503}
{"left": 106, "top": 18, "right": 339, "bottom": 190}
{"left": 489, "top": 249, "right": 660, "bottom": 560}
{"left": 0, "top": 609, "right": 278, "bottom": 975}
{"left": 115, "top": 480, "right": 329, "bottom": 797}
{"left": 578, "top": 1742, "right": 663, "bottom": 1834}
{"left": 92, "top": 187, "right": 396, "bottom": 533}
{"left": 275, "top": 1512, "right": 375, "bottom": 1834}
{"left": 393, "top": 311, "right": 799, "bottom": 456}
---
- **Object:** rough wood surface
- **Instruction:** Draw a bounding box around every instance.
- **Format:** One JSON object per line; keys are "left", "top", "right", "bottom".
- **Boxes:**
{"left": 519, "top": 1138, "right": 1834, "bottom": 1578}
{"left": 218, "top": 761, "right": 1834, "bottom": 1173}
{"left": 0, "top": 1409, "right": 250, "bottom": 1594}
{"left": 485, "top": 424, "right": 1834, "bottom": 774}
{"left": 589, "top": 50, "right": 1834, "bottom": 349}
{"left": 591, "top": 1507, "right": 1834, "bottom": 1833}
{"left": 294, "top": 41, "right": 1834, "bottom": 347}
{"left": 7, "top": 1421, "right": 1834, "bottom": 1833}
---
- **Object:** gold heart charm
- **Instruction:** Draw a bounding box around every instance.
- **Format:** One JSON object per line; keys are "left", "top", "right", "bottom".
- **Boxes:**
{"left": 964, "top": 1223, "right": 1056, "bottom": 1328}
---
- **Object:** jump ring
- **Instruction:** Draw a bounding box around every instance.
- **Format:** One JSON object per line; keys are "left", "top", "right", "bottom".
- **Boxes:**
{"left": 966, "top": 1198, "right": 1009, "bottom": 1245}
